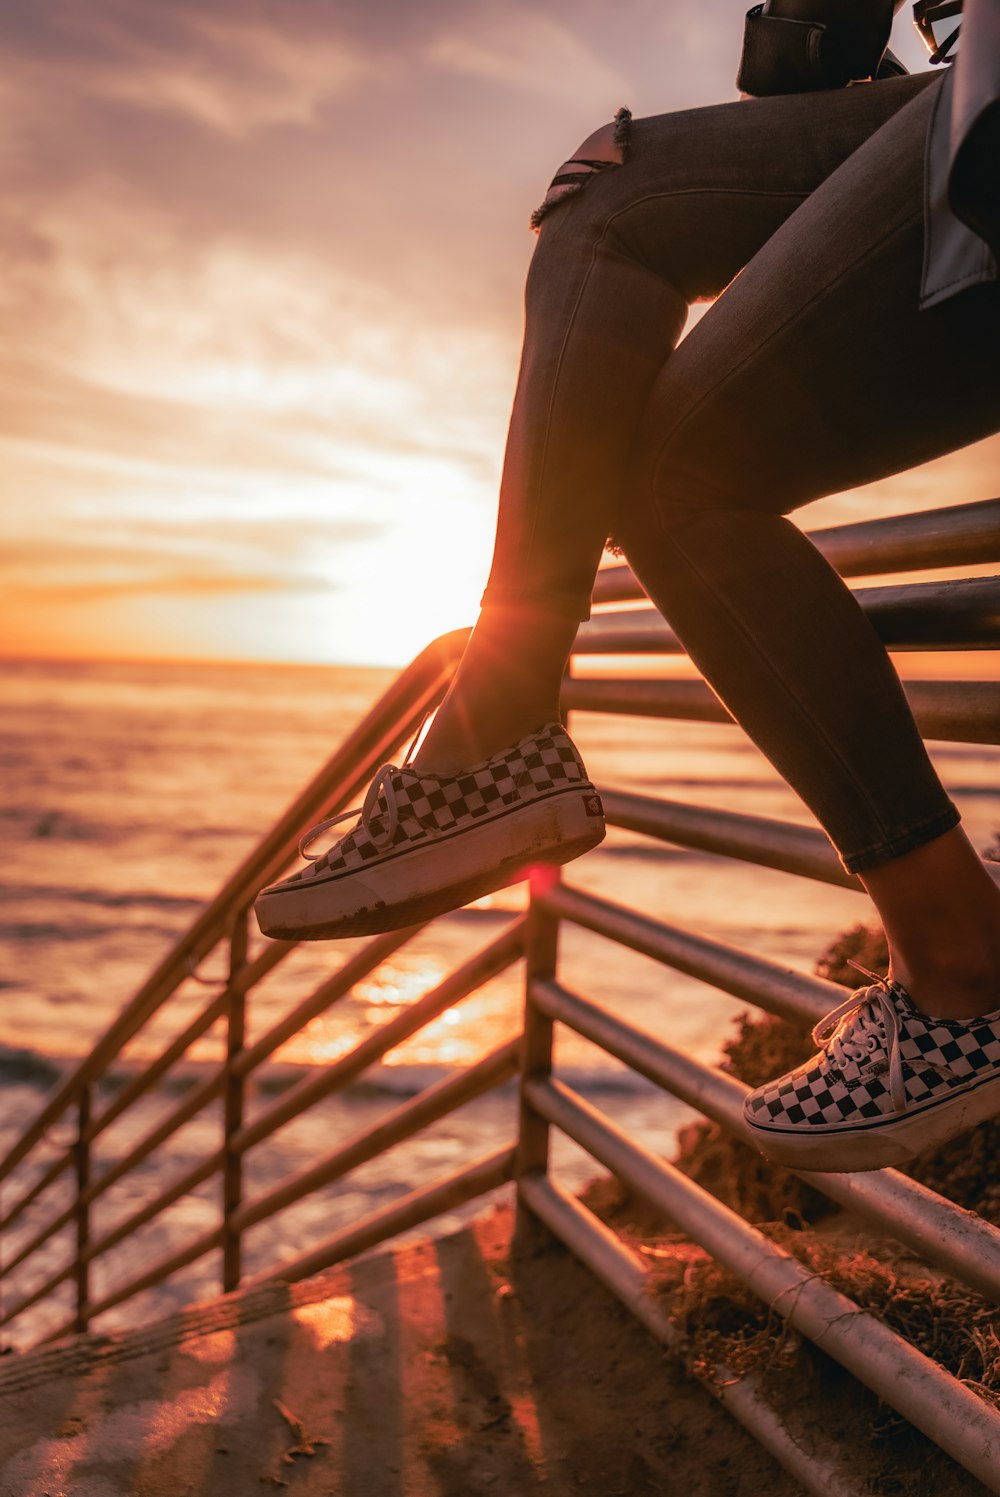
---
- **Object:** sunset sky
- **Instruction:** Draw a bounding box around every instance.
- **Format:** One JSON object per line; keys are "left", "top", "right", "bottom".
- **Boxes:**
{"left": 2, "top": 0, "right": 996, "bottom": 666}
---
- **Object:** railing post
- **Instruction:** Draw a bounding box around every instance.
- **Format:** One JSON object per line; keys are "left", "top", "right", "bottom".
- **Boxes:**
{"left": 514, "top": 681, "right": 572, "bottom": 1242}
{"left": 221, "top": 907, "right": 249, "bottom": 1294}
{"left": 516, "top": 889, "right": 559, "bottom": 1186}
{"left": 73, "top": 1086, "right": 91, "bottom": 1333}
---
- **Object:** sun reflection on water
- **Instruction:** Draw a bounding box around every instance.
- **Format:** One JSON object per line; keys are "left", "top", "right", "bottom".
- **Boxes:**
{"left": 271, "top": 950, "right": 515, "bottom": 1070}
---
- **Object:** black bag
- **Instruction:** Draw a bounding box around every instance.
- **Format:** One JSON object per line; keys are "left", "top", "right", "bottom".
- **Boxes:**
{"left": 737, "top": 0, "right": 905, "bottom": 95}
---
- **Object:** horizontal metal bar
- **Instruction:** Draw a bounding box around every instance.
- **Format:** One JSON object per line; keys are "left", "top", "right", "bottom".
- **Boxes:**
{"left": 0, "top": 954, "right": 284, "bottom": 1241}
{"left": 82, "top": 1225, "right": 223, "bottom": 1325}
{"left": 4, "top": 946, "right": 299, "bottom": 1270}
{"left": 0, "top": 1257, "right": 75, "bottom": 1329}
{"left": 233, "top": 1035, "right": 521, "bottom": 1233}
{"left": 902, "top": 678, "right": 1000, "bottom": 743}
{"left": 531, "top": 976, "right": 1000, "bottom": 1304}
{"left": 1, "top": 923, "right": 506, "bottom": 1257}
{"left": 519, "top": 1175, "right": 871, "bottom": 1497}
{"left": 89, "top": 993, "right": 229, "bottom": 1141}
{"left": 562, "top": 676, "right": 1000, "bottom": 745}
{"left": 0, "top": 1198, "right": 76, "bottom": 1284}
{"left": 591, "top": 496, "right": 1000, "bottom": 604}
{"left": 87, "top": 935, "right": 294, "bottom": 1147}
{"left": 564, "top": 676, "right": 729, "bottom": 721}
{"left": 253, "top": 1145, "right": 516, "bottom": 1288}
{"left": 601, "top": 788, "right": 860, "bottom": 889}
{"left": 0, "top": 1150, "right": 71, "bottom": 1236}
{"left": 232, "top": 924, "right": 425, "bottom": 1079}
{"left": 538, "top": 881, "right": 839, "bottom": 1026}
{"left": 813, "top": 497, "right": 1000, "bottom": 577}
{"left": 604, "top": 788, "right": 1000, "bottom": 890}
{"left": 577, "top": 576, "right": 1000, "bottom": 655}
{"left": 79, "top": 1072, "right": 222, "bottom": 1212}
{"left": 0, "top": 631, "right": 467, "bottom": 1188}
{"left": 525, "top": 1076, "right": 1000, "bottom": 1492}
{"left": 80, "top": 1154, "right": 220, "bottom": 1268}
{"left": 232, "top": 921, "right": 525, "bottom": 1155}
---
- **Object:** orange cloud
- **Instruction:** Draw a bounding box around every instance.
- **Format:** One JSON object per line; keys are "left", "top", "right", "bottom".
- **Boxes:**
{"left": 0, "top": 0, "right": 987, "bottom": 665}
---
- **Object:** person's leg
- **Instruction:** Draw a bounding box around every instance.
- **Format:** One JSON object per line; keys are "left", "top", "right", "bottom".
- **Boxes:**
{"left": 415, "top": 74, "right": 935, "bottom": 771}
{"left": 610, "top": 78, "right": 1000, "bottom": 1022}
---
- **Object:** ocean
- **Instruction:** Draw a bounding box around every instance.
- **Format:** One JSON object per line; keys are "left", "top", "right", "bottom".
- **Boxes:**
{"left": 2, "top": 655, "right": 998, "bottom": 1345}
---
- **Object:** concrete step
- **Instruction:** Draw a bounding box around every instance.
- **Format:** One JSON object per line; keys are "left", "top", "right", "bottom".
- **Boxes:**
{"left": 0, "top": 1203, "right": 801, "bottom": 1497}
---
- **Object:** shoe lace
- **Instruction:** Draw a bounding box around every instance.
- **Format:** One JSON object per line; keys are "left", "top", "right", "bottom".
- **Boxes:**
{"left": 299, "top": 763, "right": 401, "bottom": 860}
{"left": 811, "top": 960, "right": 906, "bottom": 1112}
{"left": 297, "top": 712, "right": 431, "bottom": 862}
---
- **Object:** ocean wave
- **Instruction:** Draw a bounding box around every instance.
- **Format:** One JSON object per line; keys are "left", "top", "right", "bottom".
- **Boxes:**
{"left": 0, "top": 916, "right": 191, "bottom": 944}
{"left": 0, "top": 1044, "right": 660, "bottom": 1101}
{"left": 0, "top": 884, "right": 206, "bottom": 913}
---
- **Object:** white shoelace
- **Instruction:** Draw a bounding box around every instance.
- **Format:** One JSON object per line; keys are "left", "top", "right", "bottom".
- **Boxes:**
{"left": 297, "top": 711, "right": 433, "bottom": 863}
{"left": 298, "top": 763, "right": 401, "bottom": 861}
{"left": 812, "top": 964, "right": 907, "bottom": 1112}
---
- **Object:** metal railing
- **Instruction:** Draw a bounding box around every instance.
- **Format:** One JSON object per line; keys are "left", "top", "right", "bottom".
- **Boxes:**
{"left": 2, "top": 496, "right": 1000, "bottom": 1494}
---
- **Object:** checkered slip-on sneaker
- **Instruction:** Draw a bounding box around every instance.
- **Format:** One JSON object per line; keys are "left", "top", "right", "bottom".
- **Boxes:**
{"left": 743, "top": 972, "right": 1000, "bottom": 1173}
{"left": 254, "top": 721, "right": 605, "bottom": 941}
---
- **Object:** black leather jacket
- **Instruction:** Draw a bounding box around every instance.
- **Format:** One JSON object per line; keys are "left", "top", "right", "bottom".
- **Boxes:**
{"left": 738, "top": 0, "right": 999, "bottom": 306}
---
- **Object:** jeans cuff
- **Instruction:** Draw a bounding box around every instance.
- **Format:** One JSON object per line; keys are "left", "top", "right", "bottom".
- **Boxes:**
{"left": 479, "top": 586, "right": 592, "bottom": 623}
{"left": 839, "top": 803, "right": 962, "bottom": 875}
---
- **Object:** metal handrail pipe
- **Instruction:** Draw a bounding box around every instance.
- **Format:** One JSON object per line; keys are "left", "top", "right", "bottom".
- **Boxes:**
{"left": 576, "top": 576, "right": 1000, "bottom": 654}
{"left": 810, "top": 496, "right": 1000, "bottom": 576}
{"left": 253, "top": 1145, "right": 516, "bottom": 1288}
{"left": 863, "top": 575, "right": 1000, "bottom": 648}
{"left": 0, "top": 1150, "right": 71, "bottom": 1236}
{"left": 563, "top": 676, "right": 728, "bottom": 723}
{"left": 532, "top": 977, "right": 1000, "bottom": 1304}
{"left": 0, "top": 1257, "right": 75, "bottom": 1330}
{"left": 231, "top": 924, "right": 426, "bottom": 1080}
{"left": 80, "top": 1224, "right": 224, "bottom": 1326}
{"left": 590, "top": 496, "right": 1000, "bottom": 603}
{"left": 0, "top": 631, "right": 467, "bottom": 1186}
{"left": 561, "top": 676, "right": 1000, "bottom": 746}
{"left": 2, "top": 943, "right": 293, "bottom": 1235}
{"left": 0, "top": 1196, "right": 77, "bottom": 1284}
{"left": 601, "top": 788, "right": 860, "bottom": 889}
{"left": 525, "top": 1077, "right": 1000, "bottom": 1492}
{"left": 1, "top": 942, "right": 289, "bottom": 1237}
{"left": 88, "top": 933, "right": 296, "bottom": 1144}
{"left": 80, "top": 1154, "right": 221, "bottom": 1268}
{"left": 230, "top": 921, "right": 526, "bottom": 1156}
{"left": 519, "top": 1175, "right": 872, "bottom": 1497}
{"left": 902, "top": 678, "right": 1000, "bottom": 744}
{"left": 78, "top": 1071, "right": 223, "bottom": 1213}
{"left": 231, "top": 1036, "right": 521, "bottom": 1234}
{"left": 538, "top": 882, "right": 840, "bottom": 1027}
{"left": 88, "top": 993, "right": 228, "bottom": 1142}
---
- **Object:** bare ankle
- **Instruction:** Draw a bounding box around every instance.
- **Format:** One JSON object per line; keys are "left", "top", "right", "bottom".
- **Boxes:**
{"left": 891, "top": 947, "right": 1000, "bottom": 1021}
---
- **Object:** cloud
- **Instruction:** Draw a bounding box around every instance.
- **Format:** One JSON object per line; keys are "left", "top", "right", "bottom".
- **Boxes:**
{"left": 0, "top": 0, "right": 976, "bottom": 667}
{"left": 3, "top": 1, "right": 385, "bottom": 139}
{"left": 426, "top": 8, "right": 630, "bottom": 104}
{"left": 0, "top": 514, "right": 381, "bottom": 601}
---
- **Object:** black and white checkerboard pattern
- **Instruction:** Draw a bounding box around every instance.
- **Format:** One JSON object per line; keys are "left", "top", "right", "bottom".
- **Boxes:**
{"left": 745, "top": 984, "right": 1000, "bottom": 1131}
{"left": 284, "top": 723, "right": 592, "bottom": 886}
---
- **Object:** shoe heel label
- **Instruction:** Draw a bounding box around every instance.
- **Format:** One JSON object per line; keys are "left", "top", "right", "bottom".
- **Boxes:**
{"left": 583, "top": 793, "right": 604, "bottom": 818}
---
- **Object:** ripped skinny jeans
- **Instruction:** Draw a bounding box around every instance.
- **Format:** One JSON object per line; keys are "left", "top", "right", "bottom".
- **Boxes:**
{"left": 480, "top": 72, "right": 1000, "bottom": 874}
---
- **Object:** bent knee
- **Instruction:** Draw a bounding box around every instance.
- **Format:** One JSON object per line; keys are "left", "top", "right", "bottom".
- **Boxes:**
{"left": 530, "top": 107, "right": 632, "bottom": 229}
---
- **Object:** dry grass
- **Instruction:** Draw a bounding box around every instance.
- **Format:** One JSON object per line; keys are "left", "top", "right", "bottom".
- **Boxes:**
{"left": 644, "top": 1226, "right": 1000, "bottom": 1412}
{"left": 580, "top": 913, "right": 1000, "bottom": 1477}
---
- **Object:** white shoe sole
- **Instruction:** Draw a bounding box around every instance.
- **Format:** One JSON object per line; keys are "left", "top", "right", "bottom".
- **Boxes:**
{"left": 255, "top": 789, "right": 605, "bottom": 941}
{"left": 745, "top": 1069, "right": 1000, "bottom": 1173}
